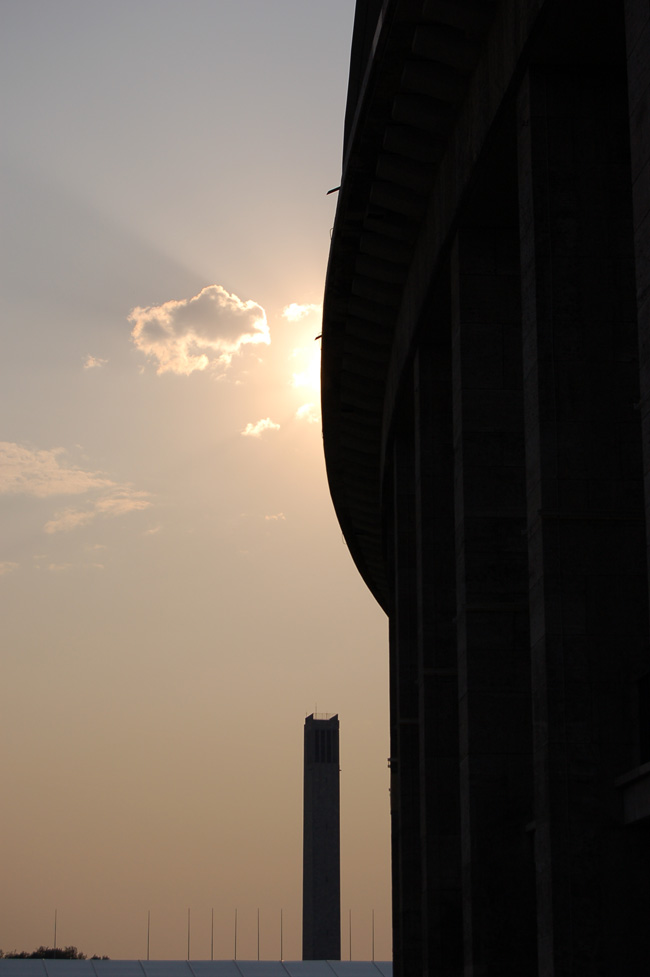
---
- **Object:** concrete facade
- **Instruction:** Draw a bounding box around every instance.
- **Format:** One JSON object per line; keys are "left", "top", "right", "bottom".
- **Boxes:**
{"left": 302, "top": 715, "right": 341, "bottom": 961}
{"left": 321, "top": 2, "right": 650, "bottom": 975}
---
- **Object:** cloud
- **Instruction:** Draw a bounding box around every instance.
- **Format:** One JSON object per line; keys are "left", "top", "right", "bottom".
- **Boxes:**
{"left": 44, "top": 508, "right": 95, "bottom": 534}
{"left": 95, "top": 493, "right": 150, "bottom": 518}
{"left": 241, "top": 417, "right": 280, "bottom": 438}
{"left": 44, "top": 492, "right": 151, "bottom": 534}
{"left": 0, "top": 561, "right": 18, "bottom": 577}
{"left": 282, "top": 302, "right": 322, "bottom": 322}
{"left": 84, "top": 354, "right": 107, "bottom": 369}
{"left": 0, "top": 442, "right": 151, "bottom": 534}
{"left": 0, "top": 442, "right": 113, "bottom": 497}
{"left": 129, "top": 284, "right": 269, "bottom": 375}
{"left": 265, "top": 513, "right": 286, "bottom": 521}
{"left": 295, "top": 403, "right": 320, "bottom": 424}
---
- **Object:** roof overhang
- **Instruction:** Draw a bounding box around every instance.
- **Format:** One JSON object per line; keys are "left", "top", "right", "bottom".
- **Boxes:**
{"left": 321, "top": 0, "right": 500, "bottom": 610}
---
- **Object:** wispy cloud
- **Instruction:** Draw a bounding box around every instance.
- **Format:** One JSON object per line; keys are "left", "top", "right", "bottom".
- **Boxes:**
{"left": 84, "top": 354, "right": 107, "bottom": 370}
{"left": 282, "top": 302, "right": 322, "bottom": 322}
{"left": 43, "top": 508, "right": 95, "bottom": 534}
{"left": 129, "top": 284, "right": 269, "bottom": 375}
{"left": 94, "top": 493, "right": 150, "bottom": 518}
{"left": 44, "top": 492, "right": 151, "bottom": 534}
{"left": 0, "top": 442, "right": 151, "bottom": 534}
{"left": 295, "top": 403, "right": 320, "bottom": 424}
{"left": 0, "top": 442, "right": 112, "bottom": 497}
{"left": 241, "top": 417, "right": 280, "bottom": 438}
{"left": 265, "top": 513, "right": 286, "bottom": 522}
{"left": 0, "top": 561, "right": 18, "bottom": 577}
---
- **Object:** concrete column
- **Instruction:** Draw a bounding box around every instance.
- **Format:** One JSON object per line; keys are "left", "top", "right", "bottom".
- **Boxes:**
{"left": 451, "top": 222, "right": 536, "bottom": 976}
{"left": 626, "top": 0, "right": 650, "bottom": 614}
{"left": 518, "top": 64, "right": 649, "bottom": 976}
{"left": 388, "top": 405, "right": 423, "bottom": 977}
{"left": 414, "top": 316, "right": 462, "bottom": 975}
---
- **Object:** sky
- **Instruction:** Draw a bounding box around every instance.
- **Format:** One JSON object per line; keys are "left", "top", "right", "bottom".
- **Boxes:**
{"left": 0, "top": 1, "right": 390, "bottom": 962}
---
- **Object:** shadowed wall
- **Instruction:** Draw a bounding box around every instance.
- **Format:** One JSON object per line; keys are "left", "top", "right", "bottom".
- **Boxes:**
{"left": 322, "top": 2, "right": 650, "bottom": 974}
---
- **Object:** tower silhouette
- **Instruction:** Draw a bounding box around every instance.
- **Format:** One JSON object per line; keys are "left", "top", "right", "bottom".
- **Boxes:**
{"left": 302, "top": 713, "right": 340, "bottom": 960}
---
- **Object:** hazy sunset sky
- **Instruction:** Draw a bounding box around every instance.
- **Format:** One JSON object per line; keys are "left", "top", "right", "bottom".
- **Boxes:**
{"left": 0, "top": 0, "right": 390, "bottom": 961}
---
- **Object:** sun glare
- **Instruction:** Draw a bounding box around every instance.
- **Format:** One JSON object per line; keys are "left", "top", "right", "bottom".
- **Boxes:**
{"left": 292, "top": 343, "right": 321, "bottom": 393}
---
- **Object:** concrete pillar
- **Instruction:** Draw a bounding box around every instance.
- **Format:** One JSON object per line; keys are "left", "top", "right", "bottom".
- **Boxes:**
{"left": 414, "top": 316, "right": 463, "bottom": 976}
{"left": 451, "top": 221, "right": 536, "bottom": 976}
{"left": 518, "top": 64, "right": 649, "bottom": 975}
{"left": 626, "top": 0, "right": 650, "bottom": 614}
{"left": 388, "top": 408, "right": 423, "bottom": 977}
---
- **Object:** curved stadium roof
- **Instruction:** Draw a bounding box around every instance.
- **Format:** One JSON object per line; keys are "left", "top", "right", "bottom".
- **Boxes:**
{"left": 321, "top": 0, "right": 498, "bottom": 610}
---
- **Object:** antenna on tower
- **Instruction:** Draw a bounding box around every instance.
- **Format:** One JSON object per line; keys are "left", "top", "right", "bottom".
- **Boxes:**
{"left": 234, "top": 909, "right": 238, "bottom": 960}
{"left": 211, "top": 908, "right": 214, "bottom": 961}
{"left": 147, "top": 910, "right": 151, "bottom": 961}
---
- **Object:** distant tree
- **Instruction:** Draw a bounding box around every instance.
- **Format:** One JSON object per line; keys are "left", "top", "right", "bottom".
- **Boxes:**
{"left": 0, "top": 946, "right": 107, "bottom": 960}
{"left": 30, "top": 946, "right": 87, "bottom": 959}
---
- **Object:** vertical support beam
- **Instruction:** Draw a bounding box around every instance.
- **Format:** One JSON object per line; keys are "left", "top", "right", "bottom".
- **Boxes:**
{"left": 451, "top": 221, "right": 535, "bottom": 976}
{"left": 414, "top": 291, "right": 462, "bottom": 976}
{"left": 518, "top": 64, "right": 649, "bottom": 976}
{"left": 626, "top": 0, "right": 650, "bottom": 609}
{"left": 388, "top": 396, "right": 423, "bottom": 977}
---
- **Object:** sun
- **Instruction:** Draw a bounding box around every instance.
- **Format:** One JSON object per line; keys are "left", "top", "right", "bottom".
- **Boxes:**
{"left": 292, "top": 342, "right": 321, "bottom": 393}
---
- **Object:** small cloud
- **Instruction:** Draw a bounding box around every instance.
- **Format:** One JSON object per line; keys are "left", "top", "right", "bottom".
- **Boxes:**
{"left": 143, "top": 525, "right": 162, "bottom": 536}
{"left": 296, "top": 403, "right": 320, "bottom": 424}
{"left": 0, "top": 561, "right": 18, "bottom": 577}
{"left": 282, "top": 302, "right": 322, "bottom": 322}
{"left": 265, "top": 513, "right": 286, "bottom": 522}
{"left": 48, "top": 563, "right": 72, "bottom": 572}
{"left": 241, "top": 417, "right": 281, "bottom": 438}
{"left": 129, "top": 284, "right": 269, "bottom": 375}
{"left": 84, "top": 354, "right": 107, "bottom": 370}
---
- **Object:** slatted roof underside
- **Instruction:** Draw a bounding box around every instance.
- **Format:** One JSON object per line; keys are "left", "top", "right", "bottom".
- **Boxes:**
{"left": 0, "top": 962, "right": 392, "bottom": 977}
{"left": 321, "top": 0, "right": 498, "bottom": 610}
